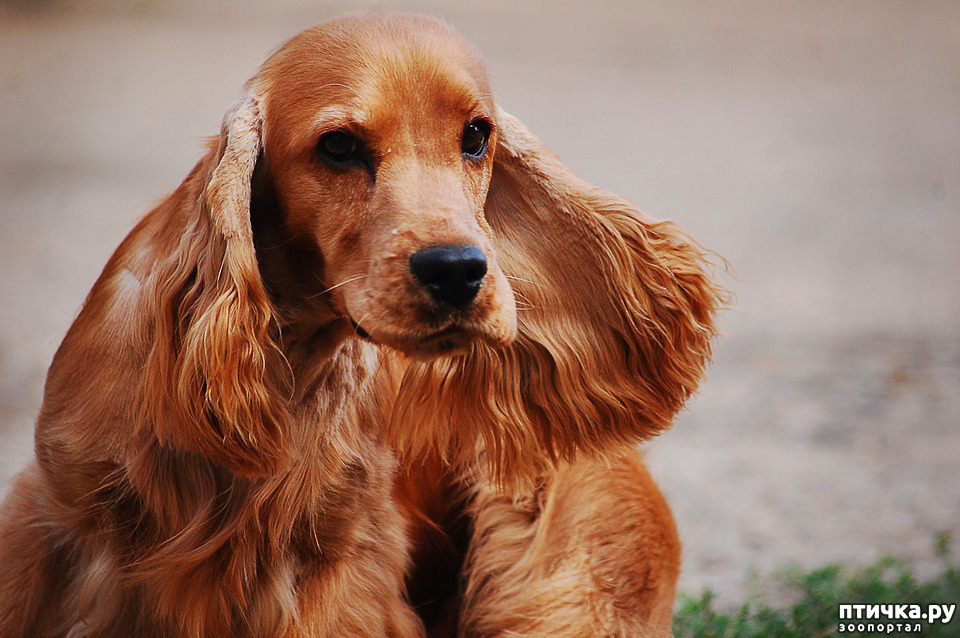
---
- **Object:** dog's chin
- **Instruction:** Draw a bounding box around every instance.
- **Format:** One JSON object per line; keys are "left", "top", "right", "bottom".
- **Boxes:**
{"left": 349, "top": 318, "right": 515, "bottom": 359}
{"left": 397, "top": 329, "right": 476, "bottom": 359}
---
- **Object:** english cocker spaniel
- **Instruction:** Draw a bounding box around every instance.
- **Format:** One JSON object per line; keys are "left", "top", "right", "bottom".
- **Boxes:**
{"left": 0, "top": 13, "right": 722, "bottom": 637}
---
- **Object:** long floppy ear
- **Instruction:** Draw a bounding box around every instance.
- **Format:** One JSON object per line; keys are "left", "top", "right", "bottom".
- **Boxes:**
{"left": 393, "top": 109, "right": 725, "bottom": 486}
{"left": 140, "top": 84, "right": 291, "bottom": 477}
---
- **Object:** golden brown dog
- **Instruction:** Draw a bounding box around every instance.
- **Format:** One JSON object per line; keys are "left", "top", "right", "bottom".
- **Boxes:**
{"left": 0, "top": 14, "right": 722, "bottom": 637}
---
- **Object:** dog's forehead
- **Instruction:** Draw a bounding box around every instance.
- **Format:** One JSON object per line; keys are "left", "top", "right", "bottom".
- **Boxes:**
{"left": 259, "top": 15, "right": 491, "bottom": 149}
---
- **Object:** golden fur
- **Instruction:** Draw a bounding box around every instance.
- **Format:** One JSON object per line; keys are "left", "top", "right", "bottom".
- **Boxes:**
{"left": 0, "top": 14, "right": 722, "bottom": 637}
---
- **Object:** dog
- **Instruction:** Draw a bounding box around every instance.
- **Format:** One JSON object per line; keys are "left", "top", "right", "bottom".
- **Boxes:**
{"left": 0, "top": 14, "right": 722, "bottom": 637}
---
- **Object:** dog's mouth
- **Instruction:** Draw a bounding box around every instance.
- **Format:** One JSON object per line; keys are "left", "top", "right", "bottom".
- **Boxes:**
{"left": 350, "top": 319, "right": 372, "bottom": 340}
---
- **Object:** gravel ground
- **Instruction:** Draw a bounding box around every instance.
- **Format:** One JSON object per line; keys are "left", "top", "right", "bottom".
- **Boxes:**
{"left": 1, "top": 0, "right": 958, "bottom": 602}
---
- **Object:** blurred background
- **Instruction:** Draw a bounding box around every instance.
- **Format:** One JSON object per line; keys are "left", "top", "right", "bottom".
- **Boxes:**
{"left": 1, "top": 0, "right": 958, "bottom": 602}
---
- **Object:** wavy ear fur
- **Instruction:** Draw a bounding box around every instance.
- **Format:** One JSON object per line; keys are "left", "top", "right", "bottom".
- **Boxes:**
{"left": 140, "top": 85, "right": 291, "bottom": 476}
{"left": 393, "top": 110, "right": 724, "bottom": 486}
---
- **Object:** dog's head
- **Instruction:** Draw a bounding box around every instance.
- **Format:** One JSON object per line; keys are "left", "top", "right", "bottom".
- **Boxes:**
{"left": 144, "top": 14, "right": 724, "bottom": 480}
{"left": 247, "top": 15, "right": 516, "bottom": 357}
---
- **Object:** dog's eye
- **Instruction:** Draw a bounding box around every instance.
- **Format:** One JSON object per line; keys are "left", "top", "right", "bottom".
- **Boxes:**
{"left": 317, "top": 131, "right": 362, "bottom": 165}
{"left": 461, "top": 120, "right": 490, "bottom": 159}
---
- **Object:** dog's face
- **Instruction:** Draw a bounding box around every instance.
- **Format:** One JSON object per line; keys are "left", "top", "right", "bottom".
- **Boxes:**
{"left": 257, "top": 16, "right": 516, "bottom": 357}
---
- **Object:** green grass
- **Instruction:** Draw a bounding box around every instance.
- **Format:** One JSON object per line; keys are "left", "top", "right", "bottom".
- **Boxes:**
{"left": 674, "top": 533, "right": 960, "bottom": 637}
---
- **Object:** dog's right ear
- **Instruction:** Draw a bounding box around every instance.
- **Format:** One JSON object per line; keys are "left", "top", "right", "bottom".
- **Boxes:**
{"left": 141, "top": 83, "right": 291, "bottom": 477}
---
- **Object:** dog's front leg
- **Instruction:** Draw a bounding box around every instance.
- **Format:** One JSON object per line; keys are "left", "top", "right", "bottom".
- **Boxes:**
{"left": 459, "top": 450, "right": 680, "bottom": 638}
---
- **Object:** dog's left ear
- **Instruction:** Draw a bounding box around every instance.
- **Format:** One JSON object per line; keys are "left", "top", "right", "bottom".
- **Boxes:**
{"left": 394, "top": 109, "right": 725, "bottom": 486}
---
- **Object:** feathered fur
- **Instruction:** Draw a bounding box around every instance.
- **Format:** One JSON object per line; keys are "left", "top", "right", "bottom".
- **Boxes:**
{"left": 0, "top": 14, "right": 723, "bottom": 637}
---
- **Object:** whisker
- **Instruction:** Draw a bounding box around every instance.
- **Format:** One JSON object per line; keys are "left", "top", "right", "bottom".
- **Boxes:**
{"left": 307, "top": 274, "right": 368, "bottom": 299}
{"left": 260, "top": 234, "right": 298, "bottom": 250}
{"left": 511, "top": 290, "right": 536, "bottom": 307}
{"left": 504, "top": 274, "right": 543, "bottom": 288}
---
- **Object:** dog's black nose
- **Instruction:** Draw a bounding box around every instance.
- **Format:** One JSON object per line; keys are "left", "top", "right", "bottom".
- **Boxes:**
{"left": 409, "top": 245, "right": 487, "bottom": 309}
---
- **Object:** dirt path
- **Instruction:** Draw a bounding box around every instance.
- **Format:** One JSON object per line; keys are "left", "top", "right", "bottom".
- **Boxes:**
{"left": 2, "top": 0, "right": 958, "bottom": 601}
